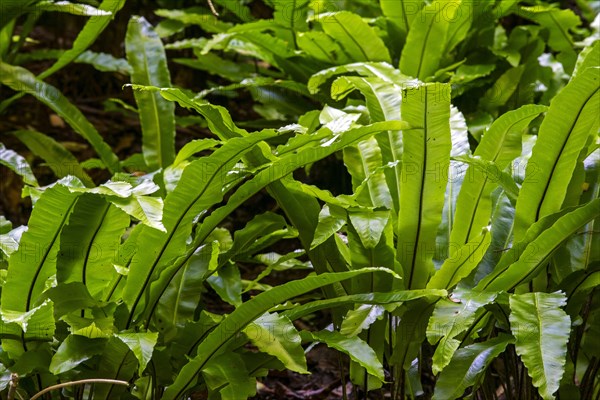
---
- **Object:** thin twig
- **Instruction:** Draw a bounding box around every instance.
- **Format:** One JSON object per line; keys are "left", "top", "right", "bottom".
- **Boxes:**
{"left": 207, "top": 0, "right": 219, "bottom": 16}
{"left": 30, "top": 379, "right": 129, "bottom": 400}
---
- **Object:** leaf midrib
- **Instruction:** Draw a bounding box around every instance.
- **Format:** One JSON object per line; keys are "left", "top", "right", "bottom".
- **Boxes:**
{"left": 126, "top": 136, "right": 263, "bottom": 327}
{"left": 25, "top": 195, "right": 78, "bottom": 311}
{"left": 408, "top": 85, "right": 428, "bottom": 289}
{"left": 534, "top": 86, "right": 599, "bottom": 222}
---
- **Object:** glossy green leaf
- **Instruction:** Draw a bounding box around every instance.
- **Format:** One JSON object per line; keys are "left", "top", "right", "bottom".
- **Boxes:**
{"left": 427, "top": 289, "right": 498, "bottom": 374}
{"left": 396, "top": 83, "right": 451, "bottom": 289}
{"left": 57, "top": 195, "right": 130, "bottom": 299}
{"left": 73, "top": 50, "right": 132, "bottom": 75}
{"left": 207, "top": 263, "right": 242, "bottom": 307}
{"left": 313, "top": 12, "right": 391, "bottom": 63}
{"left": 92, "top": 337, "right": 137, "bottom": 400}
{"left": 478, "top": 200, "right": 600, "bottom": 291}
{"left": 244, "top": 312, "right": 307, "bottom": 373}
{"left": 399, "top": 0, "right": 457, "bottom": 79}
{"left": 433, "top": 335, "right": 513, "bottom": 400}
{"left": 303, "top": 329, "right": 384, "bottom": 381}
{"left": 162, "top": 268, "right": 396, "bottom": 399}
{"left": 202, "top": 352, "right": 256, "bottom": 400}
{"left": 221, "top": 212, "right": 287, "bottom": 263}
{"left": 348, "top": 209, "right": 390, "bottom": 249}
{"left": 66, "top": 179, "right": 165, "bottom": 232}
{"left": 172, "top": 138, "right": 221, "bottom": 166}
{"left": 0, "top": 300, "right": 55, "bottom": 359}
{"left": 29, "top": 1, "right": 111, "bottom": 16}
{"left": 380, "top": 0, "right": 423, "bottom": 41}
{"left": 513, "top": 68, "right": 599, "bottom": 240}
{"left": 126, "top": 16, "right": 176, "bottom": 170}
{"left": 1, "top": 184, "right": 79, "bottom": 315}
{"left": 453, "top": 156, "right": 520, "bottom": 200}
{"left": 1, "top": 299, "right": 55, "bottom": 336}
{"left": 0, "top": 142, "right": 38, "bottom": 186}
{"left": 157, "top": 242, "right": 218, "bottom": 338}
{"left": 519, "top": 6, "right": 580, "bottom": 73}
{"left": 480, "top": 65, "right": 526, "bottom": 112}
{"left": 12, "top": 130, "right": 93, "bottom": 186}
{"left": 122, "top": 128, "right": 279, "bottom": 325}
{"left": 283, "top": 290, "right": 446, "bottom": 322}
{"left": 340, "top": 304, "right": 385, "bottom": 337}
{"left": 509, "top": 292, "right": 571, "bottom": 400}
{"left": 40, "top": 0, "right": 126, "bottom": 78}
{"left": 49, "top": 335, "right": 106, "bottom": 374}
{"left": 273, "top": 0, "right": 310, "bottom": 46}
{"left": 573, "top": 41, "right": 600, "bottom": 78}
{"left": 308, "top": 62, "right": 409, "bottom": 94}
{"left": 155, "top": 8, "right": 232, "bottom": 33}
{"left": 427, "top": 228, "right": 491, "bottom": 290}
{"left": 115, "top": 331, "right": 159, "bottom": 375}
{"left": 311, "top": 204, "right": 347, "bottom": 249}
{"left": 450, "top": 105, "right": 547, "bottom": 245}
{"left": 297, "top": 31, "right": 351, "bottom": 64}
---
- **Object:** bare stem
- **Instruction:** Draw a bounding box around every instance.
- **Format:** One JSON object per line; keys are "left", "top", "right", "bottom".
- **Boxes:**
{"left": 30, "top": 379, "right": 129, "bottom": 400}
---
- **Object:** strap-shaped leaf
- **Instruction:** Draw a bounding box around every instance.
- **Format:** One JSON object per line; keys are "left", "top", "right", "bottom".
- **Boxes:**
{"left": 122, "top": 128, "right": 279, "bottom": 325}
{"left": 40, "top": 0, "right": 126, "bottom": 78}
{"left": 1, "top": 300, "right": 55, "bottom": 358}
{"left": 297, "top": 31, "right": 351, "bottom": 64}
{"left": 302, "top": 329, "right": 384, "bottom": 381}
{"left": 433, "top": 335, "right": 514, "bottom": 400}
{"left": 450, "top": 105, "right": 546, "bottom": 245}
{"left": 478, "top": 199, "right": 600, "bottom": 291}
{"left": 435, "top": 106, "right": 469, "bottom": 266}
{"left": 12, "top": 130, "right": 93, "bottom": 187}
{"left": 509, "top": 292, "right": 571, "bottom": 400}
{"left": 155, "top": 241, "right": 219, "bottom": 337}
{"left": 273, "top": 0, "right": 310, "bottom": 46}
{"left": 28, "top": 1, "right": 111, "bottom": 16}
{"left": 1, "top": 184, "right": 80, "bottom": 314}
{"left": 330, "top": 76, "right": 404, "bottom": 212}
{"left": 308, "top": 62, "right": 410, "bottom": 94}
{"left": 162, "top": 268, "right": 395, "bottom": 399}
{"left": 283, "top": 290, "right": 446, "bottom": 321}
{"left": 0, "top": 142, "right": 37, "bottom": 186}
{"left": 0, "top": 62, "right": 120, "bottom": 173}
{"left": 427, "top": 229, "right": 491, "bottom": 290}
{"left": 427, "top": 289, "right": 498, "bottom": 374}
{"left": 399, "top": 0, "right": 457, "bottom": 79}
{"left": 126, "top": 16, "right": 176, "bottom": 170}
{"left": 380, "top": 0, "right": 424, "bottom": 41}
{"left": 314, "top": 12, "right": 391, "bottom": 63}
{"left": 244, "top": 312, "right": 307, "bottom": 373}
{"left": 127, "top": 87, "right": 407, "bottom": 323}
{"left": 154, "top": 8, "right": 232, "bottom": 34}
{"left": 340, "top": 304, "right": 385, "bottom": 337}
{"left": 145, "top": 114, "right": 403, "bottom": 322}
{"left": 396, "top": 83, "right": 451, "bottom": 289}
{"left": 513, "top": 68, "right": 599, "bottom": 240}
{"left": 57, "top": 194, "right": 129, "bottom": 299}
{"left": 573, "top": 41, "right": 600, "bottom": 78}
